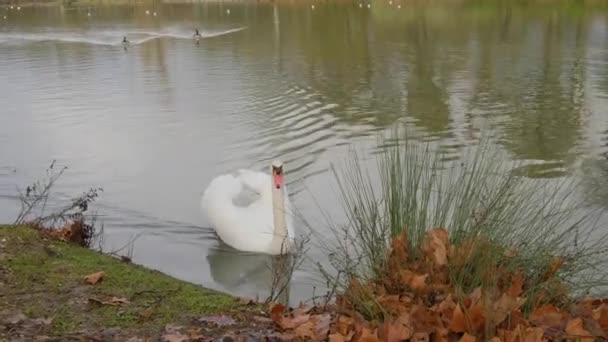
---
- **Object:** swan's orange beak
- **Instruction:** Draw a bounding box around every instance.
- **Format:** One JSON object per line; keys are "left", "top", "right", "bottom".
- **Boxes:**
{"left": 273, "top": 168, "right": 283, "bottom": 189}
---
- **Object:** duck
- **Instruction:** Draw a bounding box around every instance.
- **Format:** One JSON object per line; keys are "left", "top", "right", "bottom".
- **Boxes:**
{"left": 122, "top": 36, "right": 130, "bottom": 50}
{"left": 201, "top": 161, "right": 295, "bottom": 255}
{"left": 193, "top": 29, "right": 202, "bottom": 44}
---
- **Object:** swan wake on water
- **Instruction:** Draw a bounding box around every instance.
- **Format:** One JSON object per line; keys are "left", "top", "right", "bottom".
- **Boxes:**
{"left": 201, "top": 161, "right": 295, "bottom": 255}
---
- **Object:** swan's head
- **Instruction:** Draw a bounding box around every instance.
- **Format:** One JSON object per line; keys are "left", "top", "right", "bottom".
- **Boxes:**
{"left": 271, "top": 160, "right": 284, "bottom": 190}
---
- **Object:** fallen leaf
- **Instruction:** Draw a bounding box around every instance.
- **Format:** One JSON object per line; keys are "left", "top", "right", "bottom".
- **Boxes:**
{"left": 161, "top": 333, "right": 189, "bottom": 342}
{"left": 329, "top": 333, "right": 346, "bottom": 342}
{"left": 421, "top": 227, "right": 448, "bottom": 267}
{"left": 31, "top": 317, "right": 53, "bottom": 325}
{"left": 198, "top": 314, "right": 236, "bottom": 327}
{"left": 506, "top": 271, "right": 524, "bottom": 298}
{"left": 529, "top": 304, "right": 564, "bottom": 329}
{"left": 565, "top": 318, "right": 594, "bottom": 342}
{"left": 411, "top": 332, "right": 430, "bottom": 341}
{"left": 459, "top": 333, "right": 476, "bottom": 342}
{"left": 387, "top": 231, "right": 409, "bottom": 273}
{"left": 522, "top": 327, "right": 544, "bottom": 342}
{"left": 435, "top": 328, "right": 449, "bottom": 342}
{"left": 378, "top": 313, "right": 412, "bottom": 342}
{"left": 2, "top": 312, "right": 27, "bottom": 325}
{"left": 491, "top": 293, "right": 525, "bottom": 325}
{"left": 294, "top": 320, "right": 316, "bottom": 339}
{"left": 138, "top": 307, "right": 154, "bottom": 322}
{"left": 83, "top": 271, "right": 105, "bottom": 284}
{"left": 336, "top": 315, "right": 355, "bottom": 336}
{"left": 269, "top": 302, "right": 285, "bottom": 323}
{"left": 314, "top": 313, "right": 332, "bottom": 340}
{"left": 399, "top": 270, "right": 428, "bottom": 292}
{"left": 87, "top": 296, "right": 130, "bottom": 306}
{"left": 593, "top": 304, "right": 608, "bottom": 331}
{"left": 279, "top": 314, "right": 310, "bottom": 330}
{"left": 358, "top": 327, "right": 380, "bottom": 342}
{"left": 449, "top": 304, "right": 466, "bottom": 333}
{"left": 437, "top": 295, "right": 456, "bottom": 325}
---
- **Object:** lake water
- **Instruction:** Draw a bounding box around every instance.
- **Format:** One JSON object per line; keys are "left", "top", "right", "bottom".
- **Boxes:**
{"left": 2, "top": 1, "right": 608, "bottom": 304}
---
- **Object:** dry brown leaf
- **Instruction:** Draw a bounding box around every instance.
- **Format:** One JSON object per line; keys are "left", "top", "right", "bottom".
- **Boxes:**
{"left": 421, "top": 228, "right": 448, "bottom": 267}
{"left": 268, "top": 302, "right": 285, "bottom": 323}
{"left": 378, "top": 313, "right": 412, "bottom": 342}
{"left": 491, "top": 293, "right": 525, "bottom": 326}
{"left": 198, "top": 314, "right": 236, "bottom": 327}
{"left": 336, "top": 315, "right": 355, "bottom": 336}
{"left": 506, "top": 271, "right": 524, "bottom": 298}
{"left": 488, "top": 338, "right": 502, "bottom": 342}
{"left": 357, "top": 327, "right": 379, "bottom": 342}
{"left": 294, "top": 320, "right": 316, "bottom": 339}
{"left": 138, "top": 307, "right": 154, "bottom": 322}
{"left": 83, "top": 271, "right": 104, "bottom": 284}
{"left": 458, "top": 333, "right": 476, "bottom": 342}
{"left": 411, "top": 332, "right": 430, "bottom": 341}
{"left": 314, "top": 313, "right": 332, "bottom": 340}
{"left": 161, "top": 332, "right": 189, "bottom": 342}
{"left": 593, "top": 304, "right": 608, "bottom": 332}
{"left": 437, "top": 295, "right": 456, "bottom": 325}
{"left": 279, "top": 314, "right": 310, "bottom": 330}
{"left": 435, "top": 328, "right": 449, "bottom": 342}
{"left": 377, "top": 295, "right": 405, "bottom": 316}
{"left": 87, "top": 296, "right": 129, "bottom": 306}
{"left": 467, "top": 299, "right": 486, "bottom": 335}
{"left": 529, "top": 304, "right": 564, "bottom": 329}
{"left": 329, "top": 333, "right": 346, "bottom": 342}
{"left": 399, "top": 270, "right": 428, "bottom": 292}
{"left": 522, "top": 327, "right": 544, "bottom": 342}
{"left": 565, "top": 318, "right": 594, "bottom": 342}
{"left": 449, "top": 304, "right": 466, "bottom": 333}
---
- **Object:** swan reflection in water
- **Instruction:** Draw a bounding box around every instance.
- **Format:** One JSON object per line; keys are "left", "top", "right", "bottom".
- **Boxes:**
{"left": 206, "top": 238, "right": 292, "bottom": 304}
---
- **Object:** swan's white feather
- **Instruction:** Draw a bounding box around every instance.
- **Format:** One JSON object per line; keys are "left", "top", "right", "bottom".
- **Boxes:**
{"left": 201, "top": 169, "right": 295, "bottom": 255}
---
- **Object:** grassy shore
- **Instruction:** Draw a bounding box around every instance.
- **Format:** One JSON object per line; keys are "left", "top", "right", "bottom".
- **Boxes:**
{"left": 0, "top": 225, "right": 272, "bottom": 341}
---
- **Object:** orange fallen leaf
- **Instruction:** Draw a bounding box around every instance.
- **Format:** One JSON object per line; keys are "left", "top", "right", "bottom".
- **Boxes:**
{"left": 529, "top": 304, "right": 564, "bottom": 329}
{"left": 294, "top": 320, "right": 316, "bottom": 339}
{"left": 437, "top": 295, "right": 456, "bottom": 325}
{"left": 399, "top": 270, "right": 428, "bottom": 292}
{"left": 449, "top": 304, "right": 466, "bottom": 333}
{"left": 506, "top": 271, "right": 524, "bottom": 298}
{"left": 336, "top": 315, "right": 355, "bottom": 336}
{"left": 435, "top": 328, "right": 449, "bottom": 342}
{"left": 268, "top": 302, "right": 285, "bottom": 323}
{"left": 459, "top": 333, "right": 476, "bottom": 342}
{"left": 421, "top": 227, "right": 448, "bottom": 267}
{"left": 522, "top": 327, "right": 544, "bottom": 342}
{"left": 279, "top": 314, "right": 310, "bottom": 330}
{"left": 593, "top": 304, "right": 608, "bottom": 331}
{"left": 491, "top": 293, "right": 525, "bottom": 326}
{"left": 83, "top": 271, "right": 104, "bottom": 284}
{"left": 411, "top": 332, "right": 430, "bottom": 341}
{"left": 565, "top": 318, "right": 594, "bottom": 342}
{"left": 378, "top": 313, "right": 412, "bottom": 342}
{"left": 329, "top": 333, "right": 346, "bottom": 342}
{"left": 357, "top": 327, "right": 379, "bottom": 342}
{"left": 313, "top": 313, "right": 332, "bottom": 340}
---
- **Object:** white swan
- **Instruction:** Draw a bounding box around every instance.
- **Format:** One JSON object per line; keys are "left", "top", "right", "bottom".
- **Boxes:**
{"left": 201, "top": 161, "right": 295, "bottom": 255}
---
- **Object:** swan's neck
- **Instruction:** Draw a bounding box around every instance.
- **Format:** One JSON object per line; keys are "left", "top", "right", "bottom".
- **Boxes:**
{"left": 270, "top": 184, "right": 288, "bottom": 254}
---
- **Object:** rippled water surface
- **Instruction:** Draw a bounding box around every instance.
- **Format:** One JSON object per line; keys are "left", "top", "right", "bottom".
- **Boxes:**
{"left": 2, "top": 1, "right": 608, "bottom": 303}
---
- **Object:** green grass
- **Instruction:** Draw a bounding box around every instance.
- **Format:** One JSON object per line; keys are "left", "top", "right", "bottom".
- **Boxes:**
{"left": 319, "top": 127, "right": 608, "bottom": 319}
{"left": 0, "top": 225, "right": 241, "bottom": 337}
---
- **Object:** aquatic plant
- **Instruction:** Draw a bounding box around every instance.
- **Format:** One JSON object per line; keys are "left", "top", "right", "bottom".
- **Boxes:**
{"left": 318, "top": 125, "right": 608, "bottom": 326}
